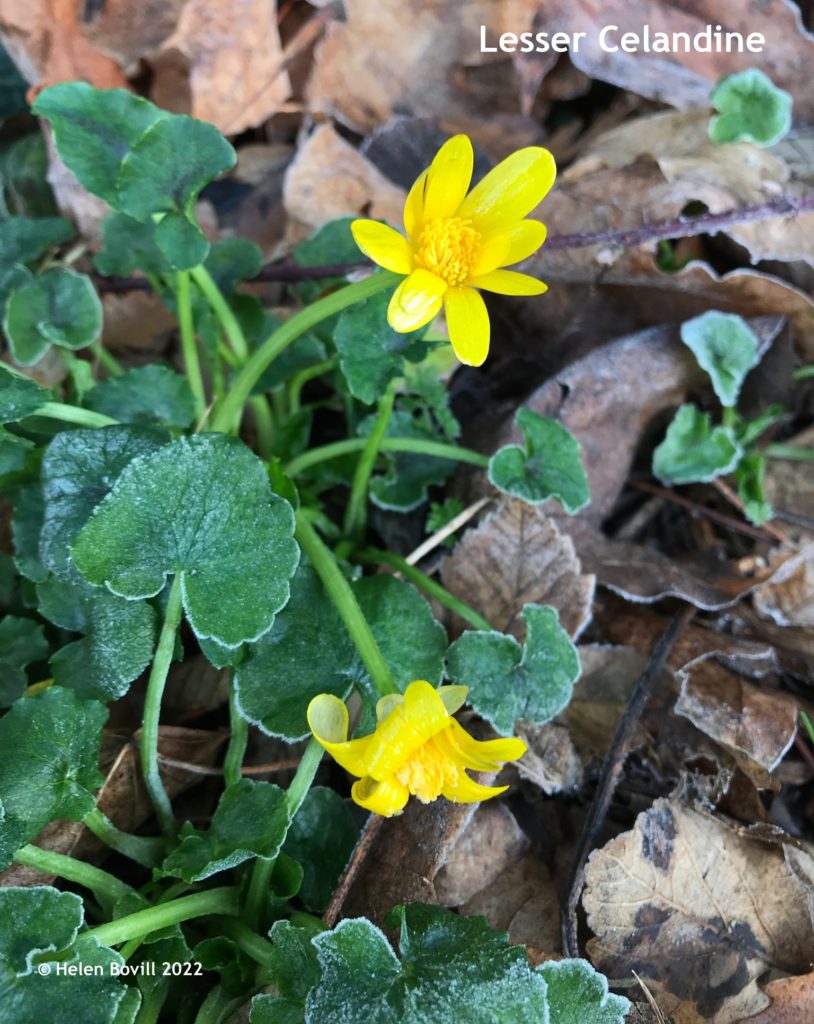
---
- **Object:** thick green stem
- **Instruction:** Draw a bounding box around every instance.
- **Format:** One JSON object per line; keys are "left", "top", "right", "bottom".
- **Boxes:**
{"left": 13, "top": 844, "right": 137, "bottom": 911}
{"left": 213, "top": 917, "right": 274, "bottom": 966}
{"left": 285, "top": 437, "right": 489, "bottom": 478}
{"left": 84, "top": 887, "right": 239, "bottom": 948}
{"left": 289, "top": 356, "right": 338, "bottom": 414}
{"left": 224, "top": 682, "right": 249, "bottom": 788}
{"left": 343, "top": 380, "right": 396, "bottom": 542}
{"left": 91, "top": 340, "right": 125, "bottom": 378}
{"left": 83, "top": 807, "right": 165, "bottom": 868}
{"left": 765, "top": 442, "right": 814, "bottom": 462}
{"left": 295, "top": 511, "right": 397, "bottom": 696}
{"left": 212, "top": 271, "right": 398, "bottom": 434}
{"left": 250, "top": 396, "right": 275, "bottom": 460}
{"left": 36, "top": 402, "right": 118, "bottom": 428}
{"left": 141, "top": 574, "right": 184, "bottom": 836}
{"left": 176, "top": 269, "right": 207, "bottom": 421}
{"left": 360, "top": 548, "right": 493, "bottom": 631}
{"left": 191, "top": 265, "right": 250, "bottom": 362}
{"left": 135, "top": 984, "right": 167, "bottom": 1024}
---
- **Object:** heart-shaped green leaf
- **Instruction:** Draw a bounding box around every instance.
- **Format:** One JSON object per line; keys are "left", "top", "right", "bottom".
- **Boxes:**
{"left": 653, "top": 403, "right": 743, "bottom": 485}
{"left": 4, "top": 268, "right": 102, "bottom": 365}
{"left": 0, "top": 615, "right": 49, "bottom": 707}
{"left": 204, "top": 238, "right": 263, "bottom": 294}
{"left": 539, "top": 959, "right": 629, "bottom": 1024}
{"left": 37, "top": 575, "right": 155, "bottom": 701}
{"left": 235, "top": 566, "right": 446, "bottom": 740}
{"left": 0, "top": 365, "right": 51, "bottom": 424}
{"left": 446, "top": 604, "right": 580, "bottom": 735}
{"left": 71, "top": 434, "right": 299, "bottom": 647}
{"left": 709, "top": 69, "right": 793, "bottom": 147}
{"left": 33, "top": 83, "right": 167, "bottom": 205}
{"left": 294, "top": 217, "right": 361, "bottom": 268}
{"left": 85, "top": 366, "right": 197, "bottom": 429}
{"left": 161, "top": 779, "right": 289, "bottom": 882}
{"left": 680, "top": 311, "right": 760, "bottom": 408}
{"left": 94, "top": 213, "right": 171, "bottom": 278}
{"left": 0, "top": 216, "right": 74, "bottom": 271}
{"left": 367, "top": 410, "right": 456, "bottom": 511}
{"left": 0, "top": 886, "right": 83, "bottom": 973}
{"left": 489, "top": 408, "right": 590, "bottom": 513}
{"left": 153, "top": 211, "right": 210, "bottom": 270}
{"left": 0, "top": 686, "right": 107, "bottom": 868}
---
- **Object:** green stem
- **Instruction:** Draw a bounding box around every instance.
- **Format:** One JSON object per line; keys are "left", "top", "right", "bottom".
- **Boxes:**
{"left": 36, "top": 402, "right": 118, "bottom": 428}
{"left": 765, "top": 443, "right": 814, "bottom": 462}
{"left": 141, "top": 574, "right": 184, "bottom": 836}
{"left": 83, "top": 808, "right": 165, "bottom": 868}
{"left": 212, "top": 271, "right": 398, "bottom": 434}
{"left": 289, "top": 356, "right": 338, "bottom": 415}
{"left": 243, "top": 737, "right": 324, "bottom": 931}
{"left": 213, "top": 917, "right": 274, "bottom": 966}
{"left": 135, "top": 985, "right": 167, "bottom": 1024}
{"left": 722, "top": 406, "right": 736, "bottom": 429}
{"left": 176, "top": 269, "right": 207, "bottom": 421}
{"left": 84, "top": 887, "right": 239, "bottom": 948}
{"left": 250, "top": 395, "right": 275, "bottom": 460}
{"left": 295, "top": 511, "right": 397, "bottom": 696}
{"left": 91, "top": 340, "right": 125, "bottom": 377}
{"left": 801, "top": 710, "right": 814, "bottom": 746}
{"left": 190, "top": 265, "right": 250, "bottom": 362}
{"left": 359, "top": 548, "right": 493, "bottom": 631}
{"left": 343, "top": 380, "right": 396, "bottom": 542}
{"left": 223, "top": 682, "right": 249, "bottom": 788}
{"left": 286, "top": 437, "right": 489, "bottom": 478}
{"left": 13, "top": 844, "right": 137, "bottom": 912}
{"left": 193, "top": 985, "right": 243, "bottom": 1024}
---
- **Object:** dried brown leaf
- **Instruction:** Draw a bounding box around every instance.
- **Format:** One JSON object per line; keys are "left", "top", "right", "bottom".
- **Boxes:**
{"left": 753, "top": 543, "right": 814, "bottom": 627}
{"left": 584, "top": 800, "right": 814, "bottom": 1022}
{"left": 440, "top": 499, "right": 595, "bottom": 639}
{"left": 515, "top": 721, "right": 583, "bottom": 795}
{"left": 737, "top": 972, "right": 814, "bottom": 1024}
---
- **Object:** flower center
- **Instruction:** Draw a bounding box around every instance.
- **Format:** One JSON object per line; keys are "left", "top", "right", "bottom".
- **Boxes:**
{"left": 395, "top": 734, "right": 462, "bottom": 803}
{"left": 415, "top": 217, "right": 481, "bottom": 287}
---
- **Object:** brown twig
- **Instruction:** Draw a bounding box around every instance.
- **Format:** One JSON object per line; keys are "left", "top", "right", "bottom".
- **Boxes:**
{"left": 561, "top": 605, "right": 695, "bottom": 958}
{"left": 795, "top": 734, "right": 814, "bottom": 772}
{"left": 712, "top": 477, "right": 787, "bottom": 544}
{"left": 628, "top": 479, "right": 780, "bottom": 544}
{"left": 157, "top": 755, "right": 301, "bottom": 776}
{"left": 322, "top": 813, "right": 385, "bottom": 929}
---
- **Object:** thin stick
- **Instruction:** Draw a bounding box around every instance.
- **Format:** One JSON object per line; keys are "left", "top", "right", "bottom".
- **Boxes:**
{"left": 712, "top": 477, "right": 787, "bottom": 543}
{"left": 561, "top": 605, "right": 695, "bottom": 958}
{"left": 405, "top": 497, "right": 492, "bottom": 565}
{"left": 322, "top": 814, "right": 385, "bottom": 929}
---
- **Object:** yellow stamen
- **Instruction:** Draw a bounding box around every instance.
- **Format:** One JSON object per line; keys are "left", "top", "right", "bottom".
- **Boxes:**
{"left": 415, "top": 217, "right": 481, "bottom": 287}
{"left": 394, "top": 733, "right": 462, "bottom": 803}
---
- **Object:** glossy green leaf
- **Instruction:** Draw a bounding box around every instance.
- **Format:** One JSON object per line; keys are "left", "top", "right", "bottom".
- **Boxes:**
{"left": 161, "top": 778, "right": 289, "bottom": 882}
{"left": 680, "top": 311, "right": 760, "bottom": 407}
{"left": 734, "top": 451, "right": 773, "bottom": 526}
{"left": 117, "top": 115, "right": 235, "bottom": 220}
{"left": 489, "top": 409, "right": 589, "bottom": 513}
{"left": 153, "top": 211, "right": 210, "bottom": 270}
{"left": 0, "top": 615, "right": 49, "bottom": 707}
{"left": 0, "top": 886, "right": 83, "bottom": 973}
{"left": 0, "top": 364, "right": 51, "bottom": 423}
{"left": 85, "top": 366, "right": 197, "bottom": 429}
{"left": 12, "top": 483, "right": 46, "bottom": 582}
{"left": 235, "top": 566, "right": 446, "bottom": 739}
{"left": 40, "top": 425, "right": 168, "bottom": 579}
{"left": 37, "top": 575, "right": 155, "bottom": 701}
{"left": 4, "top": 267, "right": 102, "bottom": 365}
{"left": 0, "top": 216, "right": 74, "bottom": 269}
{"left": 93, "top": 213, "right": 171, "bottom": 278}
{"left": 446, "top": 604, "right": 580, "bottom": 735}
{"left": 0, "top": 686, "right": 107, "bottom": 868}
{"left": 33, "top": 83, "right": 166, "bottom": 205}
{"left": 71, "top": 434, "right": 299, "bottom": 647}
{"left": 539, "top": 959, "right": 629, "bottom": 1024}
{"left": 709, "top": 69, "right": 793, "bottom": 147}
{"left": 305, "top": 904, "right": 550, "bottom": 1023}
{"left": 283, "top": 788, "right": 361, "bottom": 912}
{"left": 335, "top": 290, "right": 426, "bottom": 404}
{"left": 652, "top": 403, "right": 742, "bottom": 485}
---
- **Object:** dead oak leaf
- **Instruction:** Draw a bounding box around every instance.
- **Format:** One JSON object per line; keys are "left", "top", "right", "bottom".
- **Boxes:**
{"left": 440, "top": 499, "right": 595, "bottom": 640}
{"left": 584, "top": 800, "right": 814, "bottom": 1023}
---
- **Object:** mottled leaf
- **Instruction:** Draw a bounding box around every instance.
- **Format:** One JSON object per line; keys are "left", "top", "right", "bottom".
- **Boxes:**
{"left": 709, "top": 69, "right": 793, "bottom": 147}
{"left": 85, "top": 366, "right": 196, "bottom": 429}
{"left": 4, "top": 268, "right": 102, "bottom": 365}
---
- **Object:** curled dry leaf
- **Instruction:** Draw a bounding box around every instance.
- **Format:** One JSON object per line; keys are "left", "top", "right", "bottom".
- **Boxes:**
{"left": 584, "top": 800, "right": 814, "bottom": 1023}
{"left": 440, "top": 498, "right": 595, "bottom": 640}
{"left": 282, "top": 123, "right": 405, "bottom": 246}
{"left": 753, "top": 543, "right": 814, "bottom": 628}
{"left": 736, "top": 971, "right": 814, "bottom": 1024}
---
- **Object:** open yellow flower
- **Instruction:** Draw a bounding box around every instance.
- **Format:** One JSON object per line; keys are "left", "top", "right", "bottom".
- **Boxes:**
{"left": 350, "top": 134, "right": 555, "bottom": 367}
{"left": 307, "top": 680, "right": 526, "bottom": 817}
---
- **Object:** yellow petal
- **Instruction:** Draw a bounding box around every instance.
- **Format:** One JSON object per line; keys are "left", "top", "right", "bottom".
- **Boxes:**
{"left": 442, "top": 720, "right": 527, "bottom": 771}
{"left": 307, "top": 694, "right": 371, "bottom": 777}
{"left": 468, "top": 269, "right": 548, "bottom": 296}
{"left": 351, "top": 220, "right": 414, "bottom": 274}
{"left": 500, "top": 219, "right": 548, "bottom": 265}
{"left": 404, "top": 170, "right": 428, "bottom": 240}
{"left": 422, "top": 135, "right": 474, "bottom": 223}
{"left": 438, "top": 685, "right": 468, "bottom": 716}
{"left": 444, "top": 287, "right": 490, "bottom": 367}
{"left": 352, "top": 775, "right": 410, "bottom": 816}
{"left": 442, "top": 774, "right": 509, "bottom": 804}
{"left": 458, "top": 148, "right": 556, "bottom": 233}
{"left": 375, "top": 692, "right": 404, "bottom": 723}
{"left": 468, "top": 233, "right": 511, "bottom": 277}
{"left": 387, "top": 269, "right": 447, "bottom": 333}
{"left": 363, "top": 680, "right": 450, "bottom": 780}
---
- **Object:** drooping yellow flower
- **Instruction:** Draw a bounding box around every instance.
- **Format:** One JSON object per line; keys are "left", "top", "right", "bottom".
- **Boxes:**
{"left": 351, "top": 135, "right": 555, "bottom": 367}
{"left": 307, "top": 680, "right": 526, "bottom": 817}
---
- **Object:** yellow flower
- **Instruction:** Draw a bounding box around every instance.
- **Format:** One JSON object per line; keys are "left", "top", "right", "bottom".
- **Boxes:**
{"left": 350, "top": 134, "right": 556, "bottom": 367}
{"left": 307, "top": 679, "right": 526, "bottom": 817}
